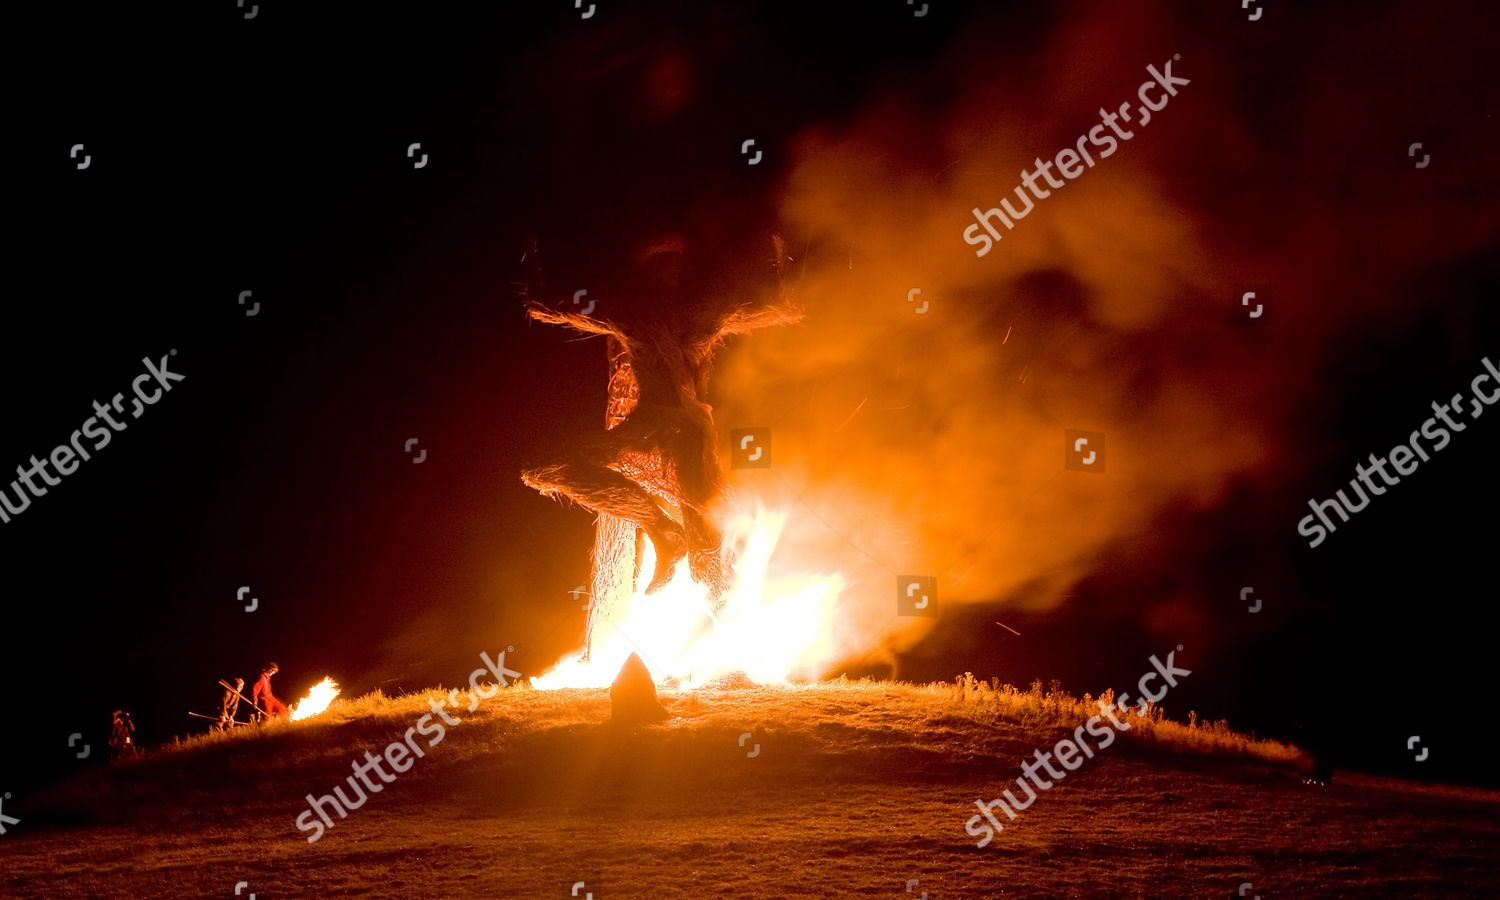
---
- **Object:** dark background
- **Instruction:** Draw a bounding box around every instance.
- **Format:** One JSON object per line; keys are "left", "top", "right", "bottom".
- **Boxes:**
{"left": 3, "top": 0, "right": 1496, "bottom": 800}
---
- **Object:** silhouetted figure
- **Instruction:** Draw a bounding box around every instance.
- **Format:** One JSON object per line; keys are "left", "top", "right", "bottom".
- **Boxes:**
{"left": 218, "top": 677, "right": 245, "bottom": 730}
{"left": 1307, "top": 753, "right": 1336, "bottom": 785}
{"left": 252, "top": 662, "right": 289, "bottom": 720}
{"left": 1291, "top": 716, "right": 1336, "bottom": 785}
{"left": 610, "top": 652, "right": 669, "bottom": 725}
{"left": 108, "top": 710, "right": 138, "bottom": 759}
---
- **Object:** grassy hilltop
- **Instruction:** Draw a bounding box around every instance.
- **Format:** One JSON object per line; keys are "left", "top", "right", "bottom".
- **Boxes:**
{"left": 4, "top": 679, "right": 1497, "bottom": 897}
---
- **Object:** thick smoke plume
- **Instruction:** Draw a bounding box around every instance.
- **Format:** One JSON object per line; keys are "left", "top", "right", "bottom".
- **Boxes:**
{"left": 712, "top": 0, "right": 1500, "bottom": 663}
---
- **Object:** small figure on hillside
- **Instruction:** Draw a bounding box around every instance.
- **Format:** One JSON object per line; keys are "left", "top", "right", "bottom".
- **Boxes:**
{"left": 610, "top": 652, "right": 669, "bottom": 725}
{"left": 217, "top": 677, "right": 245, "bottom": 730}
{"left": 108, "top": 710, "right": 139, "bottom": 759}
{"left": 1291, "top": 716, "right": 1335, "bottom": 786}
{"left": 1306, "top": 753, "right": 1335, "bottom": 786}
{"left": 252, "top": 662, "right": 289, "bottom": 720}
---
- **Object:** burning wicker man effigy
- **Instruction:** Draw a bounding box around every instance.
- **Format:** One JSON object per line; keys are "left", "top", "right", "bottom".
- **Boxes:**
{"left": 519, "top": 233, "right": 801, "bottom": 614}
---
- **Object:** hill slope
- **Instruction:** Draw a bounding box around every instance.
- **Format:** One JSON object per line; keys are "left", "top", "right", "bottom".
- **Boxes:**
{"left": 3, "top": 680, "right": 1497, "bottom": 898}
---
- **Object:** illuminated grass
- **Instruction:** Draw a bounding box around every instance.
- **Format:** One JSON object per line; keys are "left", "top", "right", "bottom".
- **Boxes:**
{"left": 11, "top": 680, "right": 1499, "bottom": 898}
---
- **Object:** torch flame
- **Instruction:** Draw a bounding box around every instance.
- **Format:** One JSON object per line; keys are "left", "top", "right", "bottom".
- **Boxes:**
{"left": 534, "top": 507, "right": 847, "bottom": 689}
{"left": 289, "top": 676, "right": 341, "bottom": 721}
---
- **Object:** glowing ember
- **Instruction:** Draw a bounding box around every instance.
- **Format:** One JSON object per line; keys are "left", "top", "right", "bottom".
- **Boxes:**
{"left": 534, "top": 507, "right": 846, "bottom": 689}
{"left": 289, "top": 676, "right": 341, "bottom": 721}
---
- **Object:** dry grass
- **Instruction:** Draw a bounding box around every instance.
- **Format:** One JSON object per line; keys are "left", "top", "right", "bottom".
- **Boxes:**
{"left": 149, "top": 674, "right": 1299, "bottom": 767}
{"left": 4, "top": 679, "right": 1494, "bottom": 898}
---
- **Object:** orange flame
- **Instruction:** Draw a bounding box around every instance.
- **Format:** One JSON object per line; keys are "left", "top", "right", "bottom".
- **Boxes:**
{"left": 533, "top": 507, "right": 847, "bottom": 689}
{"left": 289, "top": 676, "right": 341, "bottom": 721}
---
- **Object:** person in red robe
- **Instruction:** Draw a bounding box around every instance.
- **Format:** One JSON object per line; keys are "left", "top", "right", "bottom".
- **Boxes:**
{"left": 251, "top": 662, "right": 289, "bottom": 719}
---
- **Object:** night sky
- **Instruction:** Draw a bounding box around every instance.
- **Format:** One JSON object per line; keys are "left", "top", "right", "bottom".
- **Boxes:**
{"left": 4, "top": 0, "right": 1497, "bottom": 794}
